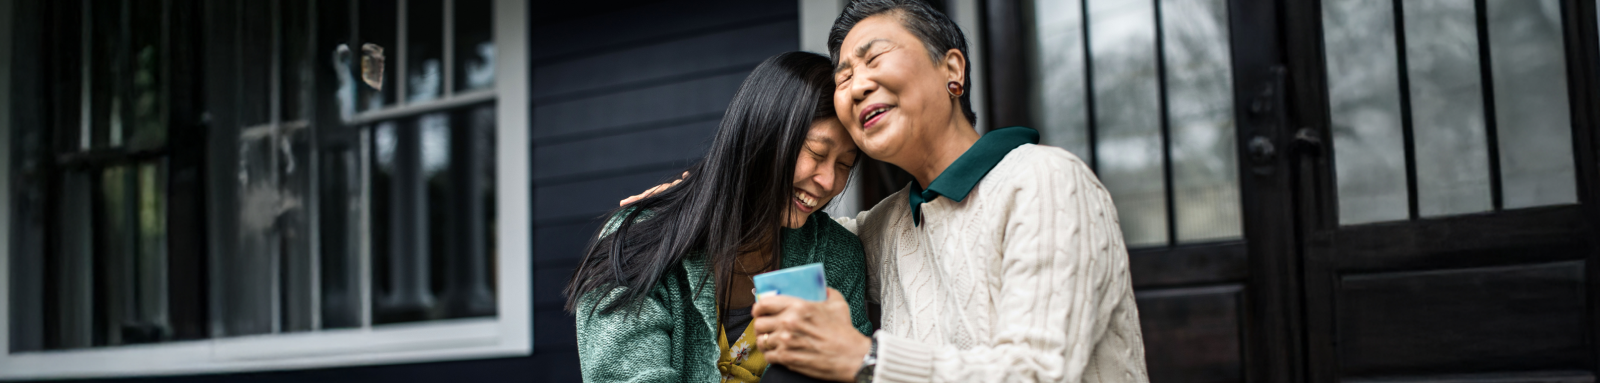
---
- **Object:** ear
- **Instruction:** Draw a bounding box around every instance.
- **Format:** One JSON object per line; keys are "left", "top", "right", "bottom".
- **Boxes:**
{"left": 941, "top": 48, "right": 967, "bottom": 84}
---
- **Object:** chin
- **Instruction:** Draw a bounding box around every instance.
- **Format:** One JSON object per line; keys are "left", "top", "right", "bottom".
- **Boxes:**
{"left": 859, "top": 128, "right": 904, "bottom": 159}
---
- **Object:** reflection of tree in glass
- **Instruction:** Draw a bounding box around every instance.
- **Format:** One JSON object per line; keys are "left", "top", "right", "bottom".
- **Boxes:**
{"left": 1324, "top": 0, "right": 1575, "bottom": 224}
{"left": 1161, "top": 0, "right": 1240, "bottom": 242}
{"left": 1487, "top": 0, "right": 1575, "bottom": 209}
{"left": 1089, "top": 0, "right": 1167, "bottom": 246}
{"left": 1403, "top": 0, "right": 1492, "bottom": 217}
{"left": 1030, "top": 0, "right": 1089, "bottom": 158}
{"left": 1324, "top": 0, "right": 1410, "bottom": 224}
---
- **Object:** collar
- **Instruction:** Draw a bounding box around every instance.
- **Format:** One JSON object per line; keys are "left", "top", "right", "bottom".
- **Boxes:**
{"left": 908, "top": 126, "right": 1039, "bottom": 226}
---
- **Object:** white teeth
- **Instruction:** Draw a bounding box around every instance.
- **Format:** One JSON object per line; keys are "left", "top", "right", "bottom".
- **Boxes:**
{"left": 867, "top": 108, "right": 886, "bottom": 120}
{"left": 794, "top": 190, "right": 817, "bottom": 208}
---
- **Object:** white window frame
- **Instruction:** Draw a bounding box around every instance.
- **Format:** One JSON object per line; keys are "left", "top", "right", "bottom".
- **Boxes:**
{"left": 0, "top": 0, "right": 530, "bottom": 379}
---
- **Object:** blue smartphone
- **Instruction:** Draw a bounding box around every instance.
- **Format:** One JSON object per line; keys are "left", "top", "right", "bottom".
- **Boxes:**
{"left": 752, "top": 263, "right": 827, "bottom": 302}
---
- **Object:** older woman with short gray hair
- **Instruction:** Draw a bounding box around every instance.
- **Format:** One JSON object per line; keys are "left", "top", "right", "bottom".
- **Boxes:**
{"left": 749, "top": 1, "right": 1151, "bottom": 382}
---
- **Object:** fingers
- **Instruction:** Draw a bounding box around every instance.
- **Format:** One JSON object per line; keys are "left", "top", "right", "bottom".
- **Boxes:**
{"left": 825, "top": 287, "right": 843, "bottom": 303}
{"left": 618, "top": 184, "right": 665, "bottom": 206}
{"left": 752, "top": 295, "right": 805, "bottom": 317}
{"left": 752, "top": 316, "right": 779, "bottom": 336}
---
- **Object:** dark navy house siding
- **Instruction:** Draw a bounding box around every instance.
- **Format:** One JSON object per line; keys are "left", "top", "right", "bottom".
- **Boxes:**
{"left": 30, "top": 1, "right": 797, "bottom": 381}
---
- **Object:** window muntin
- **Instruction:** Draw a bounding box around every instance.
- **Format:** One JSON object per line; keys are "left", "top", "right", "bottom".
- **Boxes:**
{"left": 1027, "top": 0, "right": 1241, "bottom": 248}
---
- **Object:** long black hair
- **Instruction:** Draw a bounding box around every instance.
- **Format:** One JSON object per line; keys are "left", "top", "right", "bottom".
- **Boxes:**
{"left": 564, "top": 52, "right": 838, "bottom": 315}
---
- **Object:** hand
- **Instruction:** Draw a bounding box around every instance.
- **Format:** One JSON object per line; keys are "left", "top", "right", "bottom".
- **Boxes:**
{"left": 619, "top": 172, "right": 688, "bottom": 206}
{"left": 753, "top": 288, "right": 871, "bottom": 382}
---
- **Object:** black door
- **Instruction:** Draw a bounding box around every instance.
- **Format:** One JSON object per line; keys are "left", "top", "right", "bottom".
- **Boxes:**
{"left": 1285, "top": 0, "right": 1600, "bottom": 381}
{"left": 985, "top": 0, "right": 1300, "bottom": 382}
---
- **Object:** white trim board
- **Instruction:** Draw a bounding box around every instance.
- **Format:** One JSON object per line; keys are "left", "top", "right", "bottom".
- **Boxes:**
{"left": 0, "top": 319, "right": 519, "bottom": 380}
{"left": 0, "top": 0, "right": 14, "bottom": 359}
{"left": 0, "top": 0, "right": 532, "bottom": 378}
{"left": 492, "top": 0, "right": 533, "bottom": 353}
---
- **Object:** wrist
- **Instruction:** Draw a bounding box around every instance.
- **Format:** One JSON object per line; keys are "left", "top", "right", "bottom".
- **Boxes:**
{"left": 849, "top": 333, "right": 877, "bottom": 383}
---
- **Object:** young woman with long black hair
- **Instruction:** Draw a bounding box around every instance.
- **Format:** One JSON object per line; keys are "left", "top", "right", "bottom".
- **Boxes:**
{"left": 565, "top": 52, "right": 872, "bottom": 383}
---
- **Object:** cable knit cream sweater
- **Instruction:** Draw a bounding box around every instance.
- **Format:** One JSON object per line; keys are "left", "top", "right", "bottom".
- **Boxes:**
{"left": 837, "top": 144, "right": 1149, "bottom": 383}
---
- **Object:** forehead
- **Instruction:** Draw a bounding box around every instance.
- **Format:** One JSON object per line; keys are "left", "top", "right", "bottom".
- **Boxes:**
{"left": 808, "top": 119, "right": 857, "bottom": 149}
{"left": 841, "top": 14, "right": 920, "bottom": 58}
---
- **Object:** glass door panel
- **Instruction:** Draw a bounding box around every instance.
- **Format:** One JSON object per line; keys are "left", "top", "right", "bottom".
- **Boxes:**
{"left": 1323, "top": 0, "right": 1577, "bottom": 225}
{"left": 1031, "top": 0, "right": 1242, "bottom": 249}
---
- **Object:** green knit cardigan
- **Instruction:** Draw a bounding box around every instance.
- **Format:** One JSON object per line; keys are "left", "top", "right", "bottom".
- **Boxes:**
{"left": 574, "top": 211, "right": 873, "bottom": 383}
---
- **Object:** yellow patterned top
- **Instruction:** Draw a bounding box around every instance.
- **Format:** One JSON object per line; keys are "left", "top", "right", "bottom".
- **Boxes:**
{"left": 716, "top": 310, "right": 766, "bottom": 383}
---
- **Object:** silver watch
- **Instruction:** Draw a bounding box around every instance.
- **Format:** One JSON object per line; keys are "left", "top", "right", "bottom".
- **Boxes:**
{"left": 855, "top": 334, "right": 878, "bottom": 383}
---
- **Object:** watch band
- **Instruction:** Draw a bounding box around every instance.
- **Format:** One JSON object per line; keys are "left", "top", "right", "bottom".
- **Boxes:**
{"left": 855, "top": 334, "right": 879, "bottom": 383}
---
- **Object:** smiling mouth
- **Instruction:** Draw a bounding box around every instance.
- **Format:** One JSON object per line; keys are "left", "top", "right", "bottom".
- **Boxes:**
{"left": 793, "top": 189, "right": 820, "bottom": 211}
{"left": 860, "top": 104, "right": 892, "bottom": 130}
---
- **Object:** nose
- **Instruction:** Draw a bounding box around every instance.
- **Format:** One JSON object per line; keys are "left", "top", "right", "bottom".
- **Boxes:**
{"left": 813, "top": 163, "right": 837, "bottom": 195}
{"left": 847, "top": 73, "right": 875, "bottom": 104}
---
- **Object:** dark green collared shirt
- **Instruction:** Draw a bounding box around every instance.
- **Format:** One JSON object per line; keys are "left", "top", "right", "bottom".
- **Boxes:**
{"left": 908, "top": 126, "right": 1041, "bottom": 226}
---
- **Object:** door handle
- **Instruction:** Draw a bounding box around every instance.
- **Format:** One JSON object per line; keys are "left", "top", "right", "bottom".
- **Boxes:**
{"left": 1249, "top": 136, "right": 1276, "bottom": 163}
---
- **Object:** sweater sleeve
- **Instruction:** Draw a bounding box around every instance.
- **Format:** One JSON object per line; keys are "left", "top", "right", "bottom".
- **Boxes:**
{"left": 872, "top": 153, "right": 1136, "bottom": 383}
{"left": 575, "top": 288, "right": 682, "bottom": 383}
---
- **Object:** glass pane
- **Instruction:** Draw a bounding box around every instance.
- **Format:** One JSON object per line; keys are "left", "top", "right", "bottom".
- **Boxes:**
{"left": 87, "top": 2, "right": 119, "bottom": 149}
{"left": 1490, "top": 0, "right": 1575, "bottom": 208}
{"left": 218, "top": 135, "right": 281, "bottom": 337}
{"left": 1403, "top": 0, "right": 1492, "bottom": 217}
{"left": 360, "top": 0, "right": 398, "bottom": 110}
{"left": 370, "top": 121, "right": 398, "bottom": 321}
{"left": 239, "top": 0, "right": 273, "bottom": 126}
{"left": 320, "top": 147, "right": 363, "bottom": 329}
{"left": 100, "top": 166, "right": 136, "bottom": 345}
{"left": 126, "top": 0, "right": 166, "bottom": 150}
{"left": 1324, "top": 0, "right": 1409, "bottom": 225}
{"left": 407, "top": 0, "right": 444, "bottom": 102}
{"left": 1090, "top": 0, "right": 1166, "bottom": 247}
{"left": 1029, "top": 0, "right": 1089, "bottom": 159}
{"left": 368, "top": 107, "right": 497, "bottom": 323}
{"left": 280, "top": 129, "right": 315, "bottom": 333}
{"left": 99, "top": 164, "right": 170, "bottom": 345}
{"left": 281, "top": 0, "right": 313, "bottom": 121}
{"left": 454, "top": 0, "right": 495, "bottom": 92}
{"left": 374, "top": 117, "right": 439, "bottom": 324}
{"left": 1162, "top": 0, "right": 1240, "bottom": 243}
{"left": 57, "top": 172, "right": 96, "bottom": 349}
{"left": 422, "top": 113, "right": 450, "bottom": 316}
{"left": 443, "top": 104, "right": 497, "bottom": 318}
{"left": 319, "top": 0, "right": 357, "bottom": 121}
{"left": 136, "top": 163, "right": 170, "bottom": 342}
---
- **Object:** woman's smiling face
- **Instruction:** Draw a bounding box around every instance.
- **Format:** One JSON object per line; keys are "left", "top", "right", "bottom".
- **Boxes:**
{"left": 785, "top": 118, "right": 859, "bottom": 228}
{"left": 833, "top": 13, "right": 961, "bottom": 165}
